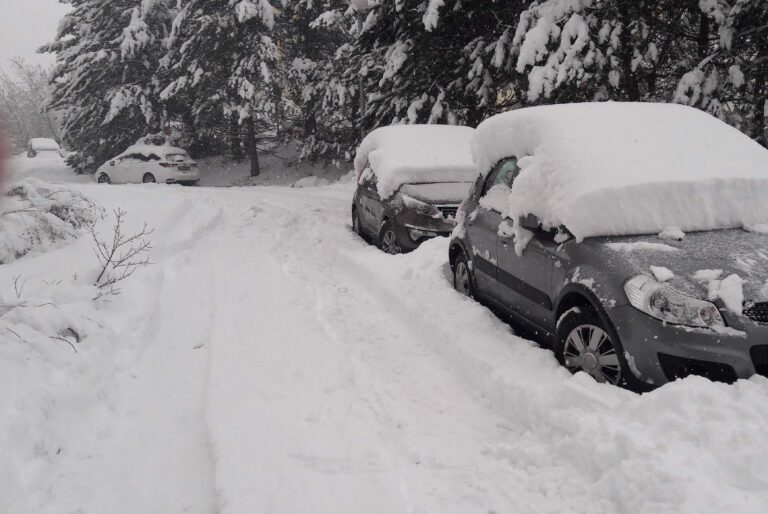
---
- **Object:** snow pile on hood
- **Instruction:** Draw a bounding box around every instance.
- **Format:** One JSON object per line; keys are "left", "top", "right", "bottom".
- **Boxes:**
{"left": 354, "top": 125, "right": 477, "bottom": 199}
{"left": 473, "top": 102, "right": 768, "bottom": 241}
{"left": 114, "top": 143, "right": 190, "bottom": 161}
{"left": 28, "top": 138, "right": 61, "bottom": 151}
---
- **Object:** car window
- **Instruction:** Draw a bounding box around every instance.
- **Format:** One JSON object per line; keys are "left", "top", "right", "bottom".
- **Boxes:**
{"left": 479, "top": 157, "right": 519, "bottom": 213}
{"left": 481, "top": 157, "right": 519, "bottom": 196}
{"left": 121, "top": 154, "right": 144, "bottom": 163}
{"left": 359, "top": 166, "right": 377, "bottom": 192}
{"left": 166, "top": 154, "right": 189, "bottom": 163}
{"left": 148, "top": 154, "right": 161, "bottom": 161}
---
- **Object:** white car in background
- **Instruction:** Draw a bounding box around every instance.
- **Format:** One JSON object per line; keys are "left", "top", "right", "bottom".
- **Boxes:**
{"left": 95, "top": 144, "right": 199, "bottom": 185}
{"left": 27, "top": 138, "right": 64, "bottom": 158}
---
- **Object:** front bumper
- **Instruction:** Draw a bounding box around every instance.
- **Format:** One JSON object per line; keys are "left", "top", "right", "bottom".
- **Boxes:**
{"left": 394, "top": 223, "right": 453, "bottom": 252}
{"left": 609, "top": 304, "right": 768, "bottom": 386}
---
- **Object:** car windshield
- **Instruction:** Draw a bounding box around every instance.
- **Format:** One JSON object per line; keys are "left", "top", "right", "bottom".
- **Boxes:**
{"left": 166, "top": 153, "right": 190, "bottom": 163}
{"left": 399, "top": 182, "right": 473, "bottom": 203}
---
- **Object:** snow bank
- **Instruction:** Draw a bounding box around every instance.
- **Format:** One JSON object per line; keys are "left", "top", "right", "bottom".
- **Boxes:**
{"left": 0, "top": 179, "right": 102, "bottom": 264}
{"left": 354, "top": 125, "right": 477, "bottom": 199}
{"left": 472, "top": 102, "right": 768, "bottom": 241}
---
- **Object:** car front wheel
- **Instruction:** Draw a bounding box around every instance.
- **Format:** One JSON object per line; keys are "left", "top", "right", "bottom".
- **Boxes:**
{"left": 97, "top": 173, "right": 111, "bottom": 184}
{"left": 555, "top": 306, "right": 644, "bottom": 390}
{"left": 379, "top": 222, "right": 401, "bottom": 255}
{"left": 142, "top": 173, "right": 157, "bottom": 184}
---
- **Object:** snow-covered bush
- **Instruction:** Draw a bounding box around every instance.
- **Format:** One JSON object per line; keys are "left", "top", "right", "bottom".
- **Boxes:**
{"left": 0, "top": 178, "right": 102, "bottom": 264}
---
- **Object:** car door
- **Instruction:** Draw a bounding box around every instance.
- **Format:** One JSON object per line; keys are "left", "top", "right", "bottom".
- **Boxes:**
{"left": 465, "top": 160, "right": 512, "bottom": 301}
{"left": 112, "top": 156, "right": 130, "bottom": 183}
{"left": 495, "top": 157, "right": 556, "bottom": 330}
{"left": 115, "top": 154, "right": 140, "bottom": 183}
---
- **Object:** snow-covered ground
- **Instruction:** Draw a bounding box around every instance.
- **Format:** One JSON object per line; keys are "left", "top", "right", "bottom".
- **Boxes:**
{"left": 2, "top": 160, "right": 768, "bottom": 513}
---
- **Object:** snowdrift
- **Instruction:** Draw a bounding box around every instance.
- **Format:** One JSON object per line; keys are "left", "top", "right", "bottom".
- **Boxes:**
{"left": 472, "top": 102, "right": 768, "bottom": 241}
{"left": 0, "top": 178, "right": 101, "bottom": 264}
{"left": 354, "top": 125, "right": 477, "bottom": 199}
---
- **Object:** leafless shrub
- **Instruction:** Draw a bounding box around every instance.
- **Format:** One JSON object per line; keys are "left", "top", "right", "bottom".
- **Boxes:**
{"left": 88, "top": 208, "right": 153, "bottom": 299}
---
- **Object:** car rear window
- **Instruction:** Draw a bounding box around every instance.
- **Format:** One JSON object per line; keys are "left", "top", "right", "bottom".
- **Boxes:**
{"left": 166, "top": 154, "right": 190, "bottom": 163}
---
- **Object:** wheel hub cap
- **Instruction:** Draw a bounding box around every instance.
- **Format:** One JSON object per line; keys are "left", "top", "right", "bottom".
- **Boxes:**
{"left": 583, "top": 352, "right": 598, "bottom": 371}
{"left": 563, "top": 324, "right": 621, "bottom": 385}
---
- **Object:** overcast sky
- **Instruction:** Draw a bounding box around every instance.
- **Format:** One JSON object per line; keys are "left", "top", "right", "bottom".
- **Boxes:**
{"left": 0, "top": 0, "right": 71, "bottom": 71}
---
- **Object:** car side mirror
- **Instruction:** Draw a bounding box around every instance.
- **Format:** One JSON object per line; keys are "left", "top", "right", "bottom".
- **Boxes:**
{"left": 519, "top": 213, "right": 542, "bottom": 231}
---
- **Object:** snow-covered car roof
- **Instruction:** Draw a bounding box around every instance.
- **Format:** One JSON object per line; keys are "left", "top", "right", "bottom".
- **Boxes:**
{"left": 28, "top": 138, "right": 61, "bottom": 151}
{"left": 114, "top": 144, "right": 190, "bottom": 161}
{"left": 354, "top": 125, "right": 477, "bottom": 199}
{"left": 473, "top": 102, "right": 768, "bottom": 241}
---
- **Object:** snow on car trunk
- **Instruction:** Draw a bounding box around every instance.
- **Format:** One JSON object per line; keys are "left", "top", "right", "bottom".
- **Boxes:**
{"left": 472, "top": 102, "right": 768, "bottom": 242}
{"left": 354, "top": 125, "right": 477, "bottom": 199}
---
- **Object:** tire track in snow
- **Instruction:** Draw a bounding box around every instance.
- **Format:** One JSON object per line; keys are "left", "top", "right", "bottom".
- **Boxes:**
{"left": 248, "top": 191, "right": 614, "bottom": 513}
{"left": 248, "top": 186, "right": 768, "bottom": 514}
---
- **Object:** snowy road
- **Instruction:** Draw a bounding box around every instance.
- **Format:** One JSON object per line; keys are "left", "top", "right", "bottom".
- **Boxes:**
{"left": 3, "top": 174, "right": 768, "bottom": 513}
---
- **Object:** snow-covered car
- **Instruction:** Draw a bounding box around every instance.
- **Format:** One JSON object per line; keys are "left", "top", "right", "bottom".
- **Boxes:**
{"left": 449, "top": 102, "right": 768, "bottom": 391}
{"left": 27, "top": 138, "right": 64, "bottom": 158}
{"left": 352, "top": 125, "right": 477, "bottom": 254}
{"left": 95, "top": 144, "right": 199, "bottom": 185}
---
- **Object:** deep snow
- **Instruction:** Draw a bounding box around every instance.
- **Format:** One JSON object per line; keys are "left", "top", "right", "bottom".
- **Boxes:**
{"left": 2, "top": 160, "right": 768, "bottom": 513}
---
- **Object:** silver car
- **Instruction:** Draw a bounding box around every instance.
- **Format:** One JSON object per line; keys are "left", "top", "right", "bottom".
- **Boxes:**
{"left": 450, "top": 166, "right": 768, "bottom": 391}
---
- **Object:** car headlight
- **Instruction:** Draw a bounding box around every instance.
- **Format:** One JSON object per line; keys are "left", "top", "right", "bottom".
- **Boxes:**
{"left": 407, "top": 226, "right": 439, "bottom": 241}
{"left": 401, "top": 194, "right": 439, "bottom": 217}
{"left": 624, "top": 275, "right": 724, "bottom": 329}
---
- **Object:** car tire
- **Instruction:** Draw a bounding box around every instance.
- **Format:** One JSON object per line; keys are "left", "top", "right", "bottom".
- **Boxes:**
{"left": 97, "top": 173, "right": 111, "bottom": 184}
{"left": 142, "top": 173, "right": 157, "bottom": 184}
{"left": 27, "top": 150, "right": 36, "bottom": 158}
{"left": 378, "top": 221, "right": 401, "bottom": 255}
{"left": 555, "top": 305, "right": 648, "bottom": 392}
{"left": 452, "top": 251, "right": 476, "bottom": 298}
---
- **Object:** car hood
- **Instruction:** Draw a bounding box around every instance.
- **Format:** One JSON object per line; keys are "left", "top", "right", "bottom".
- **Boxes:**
{"left": 591, "top": 229, "right": 768, "bottom": 302}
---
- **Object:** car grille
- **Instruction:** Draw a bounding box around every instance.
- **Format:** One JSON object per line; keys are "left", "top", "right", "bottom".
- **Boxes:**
{"left": 437, "top": 205, "right": 458, "bottom": 221}
{"left": 744, "top": 302, "right": 768, "bottom": 323}
{"left": 750, "top": 346, "right": 768, "bottom": 378}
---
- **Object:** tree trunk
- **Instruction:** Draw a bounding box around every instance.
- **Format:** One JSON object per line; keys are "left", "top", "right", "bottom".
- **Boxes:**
{"left": 229, "top": 113, "right": 243, "bottom": 161}
{"left": 247, "top": 117, "right": 260, "bottom": 177}
{"left": 752, "top": 41, "right": 768, "bottom": 147}
{"left": 618, "top": 4, "right": 641, "bottom": 101}
{"left": 697, "top": 9, "right": 710, "bottom": 61}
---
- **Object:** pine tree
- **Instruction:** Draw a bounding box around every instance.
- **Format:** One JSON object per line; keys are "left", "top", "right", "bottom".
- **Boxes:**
{"left": 510, "top": 0, "right": 706, "bottom": 104}
{"left": 280, "top": 0, "right": 355, "bottom": 162}
{"left": 311, "top": 1, "right": 528, "bottom": 162}
{"left": 43, "top": 0, "right": 173, "bottom": 172}
{"left": 161, "top": 0, "right": 282, "bottom": 176}
{"left": 675, "top": 0, "right": 768, "bottom": 146}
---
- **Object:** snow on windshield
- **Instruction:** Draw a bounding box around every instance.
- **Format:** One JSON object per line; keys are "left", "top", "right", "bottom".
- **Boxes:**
{"left": 473, "top": 102, "right": 768, "bottom": 242}
{"left": 355, "top": 125, "right": 477, "bottom": 199}
{"left": 399, "top": 182, "right": 472, "bottom": 203}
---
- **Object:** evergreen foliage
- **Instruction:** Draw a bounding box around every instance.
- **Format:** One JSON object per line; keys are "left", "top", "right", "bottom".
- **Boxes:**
{"left": 43, "top": 0, "right": 768, "bottom": 172}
